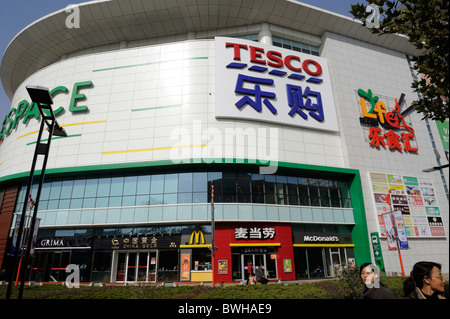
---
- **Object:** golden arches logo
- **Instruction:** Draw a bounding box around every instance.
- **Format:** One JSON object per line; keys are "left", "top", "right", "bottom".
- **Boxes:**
{"left": 189, "top": 231, "right": 205, "bottom": 245}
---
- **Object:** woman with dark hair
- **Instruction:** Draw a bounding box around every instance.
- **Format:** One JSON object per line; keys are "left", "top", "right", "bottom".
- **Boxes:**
{"left": 359, "top": 263, "right": 396, "bottom": 299}
{"left": 403, "top": 261, "right": 446, "bottom": 299}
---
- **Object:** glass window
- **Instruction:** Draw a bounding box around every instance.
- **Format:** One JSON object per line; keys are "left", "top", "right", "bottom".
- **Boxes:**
{"left": 25, "top": 169, "right": 351, "bottom": 210}
{"left": 95, "top": 197, "right": 109, "bottom": 208}
{"left": 301, "top": 43, "right": 311, "bottom": 54}
{"left": 310, "top": 46, "right": 320, "bottom": 56}
{"left": 82, "top": 198, "right": 95, "bottom": 208}
{"left": 40, "top": 183, "right": 51, "bottom": 201}
{"left": 49, "top": 181, "right": 62, "bottom": 200}
{"left": 55, "top": 229, "right": 75, "bottom": 236}
{"left": 123, "top": 176, "right": 137, "bottom": 196}
{"left": 122, "top": 195, "right": 136, "bottom": 207}
{"left": 222, "top": 172, "right": 236, "bottom": 202}
{"left": 110, "top": 176, "right": 124, "bottom": 196}
{"left": 97, "top": 177, "right": 111, "bottom": 197}
{"left": 208, "top": 172, "right": 222, "bottom": 202}
{"left": 272, "top": 36, "right": 282, "bottom": 47}
{"left": 164, "top": 174, "right": 178, "bottom": 193}
{"left": 339, "top": 181, "right": 352, "bottom": 208}
{"left": 292, "top": 40, "right": 301, "bottom": 52}
{"left": 237, "top": 173, "right": 251, "bottom": 203}
{"left": 308, "top": 179, "right": 320, "bottom": 206}
{"left": 136, "top": 195, "right": 150, "bottom": 206}
{"left": 248, "top": 34, "right": 258, "bottom": 41}
{"left": 151, "top": 174, "right": 164, "bottom": 194}
{"left": 178, "top": 192, "right": 192, "bottom": 204}
{"left": 193, "top": 192, "right": 207, "bottom": 203}
{"left": 251, "top": 174, "right": 264, "bottom": 203}
{"left": 150, "top": 194, "right": 163, "bottom": 205}
{"left": 84, "top": 179, "right": 98, "bottom": 198}
{"left": 276, "top": 175, "right": 287, "bottom": 205}
{"left": 58, "top": 199, "right": 71, "bottom": 209}
{"left": 91, "top": 252, "right": 112, "bottom": 282}
{"left": 264, "top": 175, "right": 276, "bottom": 204}
{"left": 164, "top": 193, "right": 177, "bottom": 204}
{"left": 72, "top": 179, "right": 86, "bottom": 198}
{"left": 60, "top": 180, "right": 73, "bottom": 199}
{"left": 329, "top": 186, "right": 341, "bottom": 207}
{"left": 319, "top": 186, "right": 331, "bottom": 207}
{"left": 193, "top": 172, "right": 207, "bottom": 192}
{"left": 137, "top": 175, "right": 151, "bottom": 195}
{"left": 178, "top": 173, "right": 193, "bottom": 193}
{"left": 192, "top": 249, "right": 211, "bottom": 271}
{"left": 70, "top": 198, "right": 83, "bottom": 209}
{"left": 109, "top": 196, "right": 122, "bottom": 207}
{"left": 47, "top": 200, "right": 58, "bottom": 210}
{"left": 281, "top": 37, "right": 291, "bottom": 49}
{"left": 287, "top": 176, "right": 299, "bottom": 206}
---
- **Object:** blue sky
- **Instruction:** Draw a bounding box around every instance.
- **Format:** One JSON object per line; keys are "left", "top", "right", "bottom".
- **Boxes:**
{"left": 0, "top": 0, "right": 360, "bottom": 121}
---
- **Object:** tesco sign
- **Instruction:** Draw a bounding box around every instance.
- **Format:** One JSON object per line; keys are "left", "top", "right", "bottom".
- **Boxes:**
{"left": 225, "top": 42, "right": 323, "bottom": 76}
{"left": 215, "top": 37, "right": 339, "bottom": 132}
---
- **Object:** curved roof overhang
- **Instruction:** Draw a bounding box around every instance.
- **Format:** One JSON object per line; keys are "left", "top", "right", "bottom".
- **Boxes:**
{"left": 1, "top": 0, "right": 422, "bottom": 100}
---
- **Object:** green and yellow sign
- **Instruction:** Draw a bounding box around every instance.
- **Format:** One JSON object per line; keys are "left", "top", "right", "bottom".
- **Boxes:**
{"left": 1, "top": 80, "right": 93, "bottom": 144}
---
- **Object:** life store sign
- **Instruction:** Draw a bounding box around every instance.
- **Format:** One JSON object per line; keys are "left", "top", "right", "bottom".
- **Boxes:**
{"left": 215, "top": 37, "right": 339, "bottom": 132}
{"left": 357, "top": 89, "right": 418, "bottom": 153}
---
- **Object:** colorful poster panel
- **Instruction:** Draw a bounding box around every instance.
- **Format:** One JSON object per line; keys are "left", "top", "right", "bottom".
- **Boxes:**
{"left": 369, "top": 172, "right": 446, "bottom": 238}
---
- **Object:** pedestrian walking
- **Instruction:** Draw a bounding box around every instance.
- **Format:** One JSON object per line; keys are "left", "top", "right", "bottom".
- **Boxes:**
{"left": 255, "top": 264, "right": 268, "bottom": 284}
{"left": 359, "top": 263, "right": 396, "bottom": 299}
{"left": 403, "top": 261, "right": 446, "bottom": 299}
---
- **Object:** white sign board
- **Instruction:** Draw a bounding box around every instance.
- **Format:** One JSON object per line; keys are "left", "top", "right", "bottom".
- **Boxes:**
{"left": 215, "top": 37, "right": 339, "bottom": 132}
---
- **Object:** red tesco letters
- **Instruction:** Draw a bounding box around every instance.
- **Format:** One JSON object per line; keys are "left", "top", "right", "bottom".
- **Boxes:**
{"left": 225, "top": 42, "right": 322, "bottom": 76}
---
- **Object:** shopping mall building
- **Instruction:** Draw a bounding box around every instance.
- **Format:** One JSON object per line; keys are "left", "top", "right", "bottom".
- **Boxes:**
{"left": 0, "top": 0, "right": 448, "bottom": 284}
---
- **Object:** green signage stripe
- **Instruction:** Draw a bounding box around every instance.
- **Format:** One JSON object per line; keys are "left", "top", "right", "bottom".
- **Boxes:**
{"left": 93, "top": 57, "right": 208, "bottom": 72}
{"left": 131, "top": 105, "right": 180, "bottom": 112}
{"left": 26, "top": 134, "right": 82, "bottom": 146}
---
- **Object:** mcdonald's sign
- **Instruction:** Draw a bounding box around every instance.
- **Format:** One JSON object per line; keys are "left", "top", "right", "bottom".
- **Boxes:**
{"left": 190, "top": 231, "right": 205, "bottom": 245}
{"left": 180, "top": 230, "right": 211, "bottom": 248}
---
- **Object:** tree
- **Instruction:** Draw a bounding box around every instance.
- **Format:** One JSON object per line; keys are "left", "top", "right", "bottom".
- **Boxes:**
{"left": 350, "top": 0, "right": 448, "bottom": 122}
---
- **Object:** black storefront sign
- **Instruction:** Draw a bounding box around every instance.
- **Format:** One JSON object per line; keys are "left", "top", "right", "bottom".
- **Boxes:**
{"left": 93, "top": 235, "right": 181, "bottom": 250}
{"left": 292, "top": 232, "right": 353, "bottom": 245}
{"left": 36, "top": 236, "right": 93, "bottom": 249}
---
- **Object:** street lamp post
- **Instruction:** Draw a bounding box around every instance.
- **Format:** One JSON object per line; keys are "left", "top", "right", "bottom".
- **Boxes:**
{"left": 422, "top": 163, "right": 449, "bottom": 172}
{"left": 210, "top": 180, "right": 216, "bottom": 288}
{"left": 5, "top": 86, "right": 66, "bottom": 299}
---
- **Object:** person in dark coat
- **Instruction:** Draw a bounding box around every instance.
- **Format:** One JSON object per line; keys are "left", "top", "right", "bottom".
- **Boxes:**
{"left": 359, "top": 263, "right": 396, "bottom": 299}
{"left": 255, "top": 264, "right": 268, "bottom": 284}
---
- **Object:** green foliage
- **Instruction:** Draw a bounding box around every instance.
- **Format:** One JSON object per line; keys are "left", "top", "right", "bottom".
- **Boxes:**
{"left": 195, "top": 283, "right": 333, "bottom": 299}
{"left": 336, "top": 266, "right": 363, "bottom": 299}
{"left": 350, "top": 0, "right": 449, "bottom": 122}
{"left": 0, "top": 278, "right": 447, "bottom": 299}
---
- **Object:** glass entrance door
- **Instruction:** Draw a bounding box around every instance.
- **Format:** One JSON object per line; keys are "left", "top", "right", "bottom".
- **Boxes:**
{"left": 113, "top": 251, "right": 158, "bottom": 282}
{"left": 49, "top": 251, "right": 71, "bottom": 282}
{"left": 240, "top": 253, "right": 277, "bottom": 282}
{"left": 327, "top": 248, "right": 342, "bottom": 277}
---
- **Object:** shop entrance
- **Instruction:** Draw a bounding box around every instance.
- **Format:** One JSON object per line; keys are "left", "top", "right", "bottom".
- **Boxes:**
{"left": 113, "top": 250, "right": 157, "bottom": 282}
{"left": 294, "top": 247, "right": 350, "bottom": 279}
{"left": 231, "top": 249, "right": 277, "bottom": 281}
{"left": 29, "top": 251, "right": 71, "bottom": 282}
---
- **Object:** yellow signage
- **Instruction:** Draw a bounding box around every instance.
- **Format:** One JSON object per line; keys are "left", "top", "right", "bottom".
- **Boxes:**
{"left": 190, "top": 231, "right": 205, "bottom": 245}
